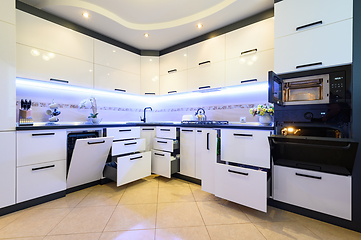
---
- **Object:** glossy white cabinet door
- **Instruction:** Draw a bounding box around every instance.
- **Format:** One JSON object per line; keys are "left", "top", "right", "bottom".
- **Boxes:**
{"left": 275, "top": 19, "right": 352, "bottom": 74}
{"left": 107, "top": 127, "right": 140, "bottom": 140}
{"left": 159, "top": 70, "right": 188, "bottom": 95}
{"left": 187, "top": 61, "right": 225, "bottom": 91}
{"left": 94, "top": 39, "right": 140, "bottom": 75}
{"left": 0, "top": 0, "right": 15, "bottom": 24}
{"left": 275, "top": 0, "right": 353, "bottom": 39}
{"left": 17, "top": 44, "right": 94, "bottom": 88}
{"left": 0, "top": 132, "right": 15, "bottom": 208}
{"left": 195, "top": 129, "right": 203, "bottom": 179}
{"left": 0, "top": 21, "right": 16, "bottom": 131}
{"left": 155, "top": 127, "right": 178, "bottom": 139}
{"left": 94, "top": 64, "right": 140, "bottom": 94}
{"left": 112, "top": 138, "right": 146, "bottom": 156}
{"left": 140, "top": 127, "right": 156, "bottom": 151}
{"left": 226, "top": 18, "right": 274, "bottom": 60}
{"left": 274, "top": 166, "right": 352, "bottom": 220}
{"left": 200, "top": 129, "right": 217, "bottom": 194}
{"left": 226, "top": 49, "right": 274, "bottom": 86}
{"left": 187, "top": 35, "right": 225, "bottom": 69}
{"left": 16, "top": 10, "right": 93, "bottom": 62}
{"left": 160, "top": 48, "right": 188, "bottom": 76}
{"left": 180, "top": 128, "right": 196, "bottom": 178}
{"left": 140, "top": 56, "right": 159, "bottom": 95}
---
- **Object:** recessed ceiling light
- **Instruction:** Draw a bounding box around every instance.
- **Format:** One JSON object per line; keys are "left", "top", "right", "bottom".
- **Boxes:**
{"left": 144, "top": 33, "right": 149, "bottom": 37}
{"left": 184, "top": 54, "right": 187, "bottom": 57}
{"left": 113, "top": 50, "right": 116, "bottom": 53}
{"left": 82, "top": 12, "right": 89, "bottom": 18}
{"left": 197, "top": 23, "right": 203, "bottom": 28}
{"left": 149, "top": 59, "right": 152, "bottom": 61}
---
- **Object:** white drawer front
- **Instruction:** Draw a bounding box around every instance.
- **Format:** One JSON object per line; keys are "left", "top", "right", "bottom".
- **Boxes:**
{"left": 151, "top": 150, "right": 172, "bottom": 178}
{"left": 274, "top": 166, "right": 352, "bottom": 220}
{"left": 215, "top": 164, "right": 267, "bottom": 212}
{"left": 153, "top": 138, "right": 177, "bottom": 152}
{"left": 17, "top": 130, "right": 66, "bottom": 167}
{"left": 112, "top": 138, "right": 146, "bottom": 156}
{"left": 107, "top": 127, "right": 140, "bottom": 140}
{"left": 221, "top": 129, "right": 271, "bottom": 168}
{"left": 17, "top": 159, "right": 66, "bottom": 203}
{"left": 156, "top": 126, "right": 177, "bottom": 139}
{"left": 117, "top": 151, "right": 151, "bottom": 186}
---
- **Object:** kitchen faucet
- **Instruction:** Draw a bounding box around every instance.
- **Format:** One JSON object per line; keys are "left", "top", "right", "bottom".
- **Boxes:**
{"left": 141, "top": 107, "right": 152, "bottom": 123}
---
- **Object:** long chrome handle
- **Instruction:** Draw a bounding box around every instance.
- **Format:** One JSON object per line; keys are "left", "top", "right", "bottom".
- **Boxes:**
{"left": 241, "top": 48, "right": 257, "bottom": 55}
{"left": 234, "top": 133, "right": 253, "bottom": 137}
{"left": 32, "top": 133, "right": 55, "bottom": 137}
{"left": 50, "top": 78, "right": 68, "bottom": 83}
{"left": 296, "top": 20, "right": 323, "bottom": 31}
{"left": 32, "top": 165, "right": 55, "bottom": 171}
{"left": 130, "top": 156, "right": 143, "bottom": 160}
{"left": 88, "top": 140, "right": 105, "bottom": 145}
{"left": 228, "top": 169, "right": 248, "bottom": 176}
{"left": 296, "top": 62, "right": 322, "bottom": 69}
{"left": 296, "top": 173, "right": 322, "bottom": 180}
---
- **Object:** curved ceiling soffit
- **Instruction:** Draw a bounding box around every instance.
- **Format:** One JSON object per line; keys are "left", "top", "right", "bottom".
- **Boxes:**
{"left": 36, "top": 0, "right": 237, "bottom": 31}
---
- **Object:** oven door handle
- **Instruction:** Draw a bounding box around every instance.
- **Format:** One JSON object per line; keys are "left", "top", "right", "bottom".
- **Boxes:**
{"left": 270, "top": 139, "right": 351, "bottom": 150}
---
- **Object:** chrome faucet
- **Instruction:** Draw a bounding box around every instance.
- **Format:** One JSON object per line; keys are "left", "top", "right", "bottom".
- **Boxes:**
{"left": 141, "top": 107, "right": 152, "bottom": 123}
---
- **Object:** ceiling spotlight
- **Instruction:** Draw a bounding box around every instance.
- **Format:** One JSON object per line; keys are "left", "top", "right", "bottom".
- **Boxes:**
{"left": 82, "top": 12, "right": 89, "bottom": 18}
{"left": 144, "top": 33, "right": 149, "bottom": 37}
{"left": 197, "top": 23, "right": 203, "bottom": 28}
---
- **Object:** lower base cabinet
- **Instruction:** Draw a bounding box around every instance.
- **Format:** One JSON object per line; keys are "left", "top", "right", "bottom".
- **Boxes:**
{"left": 274, "top": 165, "right": 352, "bottom": 220}
{"left": 215, "top": 163, "right": 267, "bottom": 212}
{"left": 17, "top": 159, "right": 66, "bottom": 203}
{"left": 151, "top": 150, "right": 180, "bottom": 178}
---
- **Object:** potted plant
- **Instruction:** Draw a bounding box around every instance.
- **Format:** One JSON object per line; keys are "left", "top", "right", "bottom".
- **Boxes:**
{"left": 249, "top": 103, "right": 274, "bottom": 125}
{"left": 79, "top": 97, "right": 100, "bottom": 123}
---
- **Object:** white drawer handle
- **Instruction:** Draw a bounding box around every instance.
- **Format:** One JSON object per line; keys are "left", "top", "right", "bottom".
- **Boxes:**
{"left": 296, "top": 173, "right": 322, "bottom": 180}
{"left": 160, "top": 129, "right": 171, "bottom": 131}
{"left": 32, "top": 165, "right": 55, "bottom": 171}
{"left": 233, "top": 133, "right": 253, "bottom": 137}
{"left": 130, "top": 156, "right": 143, "bottom": 161}
{"left": 154, "top": 153, "right": 165, "bottom": 157}
{"left": 296, "top": 20, "right": 323, "bottom": 31}
{"left": 228, "top": 169, "right": 248, "bottom": 176}
{"left": 88, "top": 140, "right": 105, "bottom": 145}
{"left": 119, "top": 129, "right": 132, "bottom": 132}
{"left": 157, "top": 141, "right": 168, "bottom": 144}
{"left": 32, "top": 133, "right": 55, "bottom": 137}
{"left": 124, "top": 142, "right": 137, "bottom": 146}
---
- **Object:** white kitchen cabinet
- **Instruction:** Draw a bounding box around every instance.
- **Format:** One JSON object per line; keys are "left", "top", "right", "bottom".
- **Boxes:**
{"left": 112, "top": 138, "right": 146, "bottom": 156}
{"left": 274, "top": 19, "right": 352, "bottom": 74}
{"left": 16, "top": 10, "right": 93, "bottom": 62}
{"left": 153, "top": 137, "right": 179, "bottom": 152}
{"left": 0, "top": 132, "right": 15, "bottom": 208}
{"left": 94, "top": 39, "right": 140, "bottom": 75}
{"left": 94, "top": 64, "right": 140, "bottom": 94}
{"left": 140, "top": 127, "right": 156, "bottom": 151}
{"left": 17, "top": 159, "right": 66, "bottom": 203}
{"left": 140, "top": 56, "right": 159, "bottom": 95}
{"left": 17, "top": 130, "right": 67, "bottom": 167}
{"left": 226, "top": 49, "right": 274, "bottom": 86}
{"left": 195, "top": 129, "right": 203, "bottom": 179}
{"left": 200, "top": 129, "right": 217, "bottom": 194}
{"left": 274, "top": 0, "right": 353, "bottom": 39}
{"left": 17, "top": 43, "right": 94, "bottom": 88}
{"left": 187, "top": 35, "right": 225, "bottom": 69}
{"left": 221, "top": 129, "right": 271, "bottom": 169}
{"left": 159, "top": 48, "right": 188, "bottom": 76}
{"left": 151, "top": 150, "right": 177, "bottom": 178}
{"left": 159, "top": 70, "right": 188, "bottom": 95}
{"left": 156, "top": 126, "right": 178, "bottom": 139}
{"left": 215, "top": 163, "right": 267, "bottom": 212}
{"left": 274, "top": 165, "right": 352, "bottom": 220}
{"left": 107, "top": 127, "right": 140, "bottom": 141}
{"left": 226, "top": 18, "right": 274, "bottom": 60}
{"left": 187, "top": 61, "right": 225, "bottom": 91}
{"left": 180, "top": 128, "right": 196, "bottom": 178}
{"left": 0, "top": 20, "right": 16, "bottom": 131}
{"left": 0, "top": 0, "right": 15, "bottom": 25}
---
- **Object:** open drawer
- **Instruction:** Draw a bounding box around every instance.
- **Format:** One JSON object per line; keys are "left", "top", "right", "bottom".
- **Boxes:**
{"left": 153, "top": 137, "right": 179, "bottom": 152}
{"left": 103, "top": 151, "right": 151, "bottom": 186}
{"left": 112, "top": 138, "right": 146, "bottom": 156}
{"left": 215, "top": 163, "right": 267, "bottom": 212}
{"left": 151, "top": 150, "right": 180, "bottom": 178}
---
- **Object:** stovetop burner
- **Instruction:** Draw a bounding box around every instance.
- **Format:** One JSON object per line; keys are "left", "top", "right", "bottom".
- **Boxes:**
{"left": 181, "top": 120, "right": 229, "bottom": 125}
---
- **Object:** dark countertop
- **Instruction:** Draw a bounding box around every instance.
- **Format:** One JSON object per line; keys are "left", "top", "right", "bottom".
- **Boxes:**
{"left": 16, "top": 121, "right": 274, "bottom": 131}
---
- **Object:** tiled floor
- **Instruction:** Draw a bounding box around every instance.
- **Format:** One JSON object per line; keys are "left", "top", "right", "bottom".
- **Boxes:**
{"left": 0, "top": 175, "right": 360, "bottom": 240}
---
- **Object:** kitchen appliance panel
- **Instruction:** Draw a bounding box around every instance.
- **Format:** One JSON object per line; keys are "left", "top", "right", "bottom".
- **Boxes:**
{"left": 107, "top": 127, "right": 140, "bottom": 140}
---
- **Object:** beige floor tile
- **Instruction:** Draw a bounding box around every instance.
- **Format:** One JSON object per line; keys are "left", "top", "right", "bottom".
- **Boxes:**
{"left": 104, "top": 204, "right": 156, "bottom": 231}
{"left": 119, "top": 187, "right": 158, "bottom": 205}
{"left": 35, "top": 189, "right": 91, "bottom": 209}
{"left": 43, "top": 233, "right": 101, "bottom": 240}
{"left": 0, "top": 209, "right": 29, "bottom": 230}
{"left": 239, "top": 205, "right": 298, "bottom": 223}
{"left": 189, "top": 184, "right": 222, "bottom": 202}
{"left": 207, "top": 223, "right": 266, "bottom": 240}
{"left": 4, "top": 237, "right": 44, "bottom": 240}
{"left": 76, "top": 185, "right": 125, "bottom": 207}
{"left": 158, "top": 177, "right": 190, "bottom": 188}
{"left": 125, "top": 175, "right": 159, "bottom": 189}
{"left": 156, "top": 202, "right": 204, "bottom": 228}
{"left": 156, "top": 226, "right": 210, "bottom": 240}
{"left": 0, "top": 208, "right": 71, "bottom": 239}
{"left": 254, "top": 221, "right": 321, "bottom": 240}
{"left": 158, "top": 186, "right": 195, "bottom": 203}
{"left": 197, "top": 201, "right": 250, "bottom": 225}
{"left": 49, "top": 206, "right": 115, "bottom": 235}
{"left": 99, "top": 229, "right": 155, "bottom": 240}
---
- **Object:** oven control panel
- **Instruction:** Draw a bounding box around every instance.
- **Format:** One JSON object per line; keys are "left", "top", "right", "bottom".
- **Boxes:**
{"left": 329, "top": 71, "right": 346, "bottom": 103}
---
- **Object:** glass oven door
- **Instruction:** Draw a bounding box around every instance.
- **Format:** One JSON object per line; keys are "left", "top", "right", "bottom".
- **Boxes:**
{"left": 268, "top": 71, "right": 284, "bottom": 106}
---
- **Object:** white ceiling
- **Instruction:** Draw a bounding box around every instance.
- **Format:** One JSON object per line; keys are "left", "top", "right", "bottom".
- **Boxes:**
{"left": 19, "top": 0, "right": 273, "bottom": 51}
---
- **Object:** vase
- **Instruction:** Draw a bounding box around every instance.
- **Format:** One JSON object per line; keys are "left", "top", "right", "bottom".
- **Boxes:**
{"left": 91, "top": 118, "right": 101, "bottom": 124}
{"left": 258, "top": 113, "right": 273, "bottom": 125}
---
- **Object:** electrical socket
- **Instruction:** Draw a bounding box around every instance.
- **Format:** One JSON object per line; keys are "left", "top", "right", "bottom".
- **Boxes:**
{"left": 240, "top": 117, "right": 246, "bottom": 123}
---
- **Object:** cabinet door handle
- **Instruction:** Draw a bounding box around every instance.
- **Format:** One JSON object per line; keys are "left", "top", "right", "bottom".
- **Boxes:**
{"left": 168, "top": 91, "right": 177, "bottom": 94}
{"left": 228, "top": 169, "right": 248, "bottom": 176}
{"left": 160, "top": 129, "right": 170, "bottom": 131}
{"left": 168, "top": 69, "right": 177, "bottom": 73}
{"left": 199, "top": 86, "right": 210, "bottom": 90}
{"left": 50, "top": 78, "right": 68, "bottom": 83}
{"left": 241, "top": 48, "right": 257, "bottom": 55}
{"left": 296, "top": 20, "right": 323, "bottom": 31}
{"left": 296, "top": 62, "right": 322, "bottom": 69}
{"left": 142, "top": 128, "right": 154, "bottom": 131}
{"left": 114, "top": 89, "right": 126, "bottom": 92}
{"left": 145, "top": 93, "right": 155, "bottom": 95}
{"left": 295, "top": 173, "right": 322, "bottom": 180}
{"left": 32, "top": 165, "right": 55, "bottom": 171}
{"left": 233, "top": 133, "right": 253, "bottom": 137}
{"left": 124, "top": 142, "right": 137, "bottom": 146}
{"left": 88, "top": 140, "right": 105, "bottom": 145}
{"left": 157, "top": 141, "right": 168, "bottom": 144}
{"left": 197, "top": 130, "right": 202, "bottom": 132}
{"left": 119, "top": 129, "right": 132, "bottom": 132}
{"left": 207, "top": 133, "right": 210, "bottom": 150}
{"left": 130, "top": 156, "right": 143, "bottom": 160}
{"left": 182, "top": 129, "right": 193, "bottom": 132}
{"left": 32, "top": 133, "right": 55, "bottom": 137}
{"left": 199, "top": 60, "right": 211, "bottom": 66}
{"left": 241, "top": 79, "right": 257, "bottom": 84}
{"left": 154, "top": 153, "right": 165, "bottom": 156}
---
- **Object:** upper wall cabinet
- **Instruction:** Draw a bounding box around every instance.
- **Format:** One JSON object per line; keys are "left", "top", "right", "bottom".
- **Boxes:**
{"left": 160, "top": 70, "right": 188, "bottom": 95}
{"left": 159, "top": 48, "right": 188, "bottom": 76}
{"left": 187, "top": 35, "right": 225, "bottom": 69}
{"left": 187, "top": 61, "right": 225, "bottom": 91}
{"left": 94, "top": 40, "right": 140, "bottom": 75}
{"left": 274, "top": 0, "right": 353, "bottom": 39}
{"left": 226, "top": 18, "right": 274, "bottom": 60}
{"left": 16, "top": 10, "right": 93, "bottom": 63}
{"left": 0, "top": 0, "right": 15, "bottom": 25}
{"left": 140, "top": 56, "right": 159, "bottom": 95}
